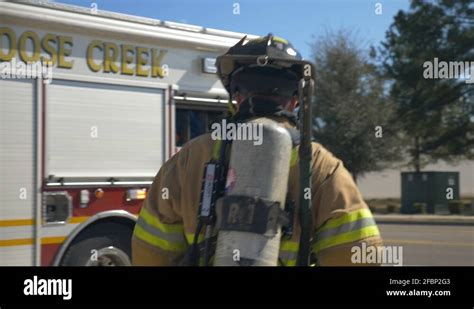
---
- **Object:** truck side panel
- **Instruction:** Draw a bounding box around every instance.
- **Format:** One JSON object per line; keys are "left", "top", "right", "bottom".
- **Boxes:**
{"left": 0, "top": 79, "right": 37, "bottom": 265}
{"left": 45, "top": 80, "right": 166, "bottom": 179}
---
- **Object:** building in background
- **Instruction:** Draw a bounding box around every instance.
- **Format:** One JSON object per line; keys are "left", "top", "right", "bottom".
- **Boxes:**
{"left": 358, "top": 160, "right": 473, "bottom": 199}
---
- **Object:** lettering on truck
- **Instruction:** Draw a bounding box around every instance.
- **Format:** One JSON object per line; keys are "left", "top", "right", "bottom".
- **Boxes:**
{"left": 0, "top": 27, "right": 168, "bottom": 78}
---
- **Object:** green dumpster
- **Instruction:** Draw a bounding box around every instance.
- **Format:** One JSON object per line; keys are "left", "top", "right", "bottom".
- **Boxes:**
{"left": 401, "top": 171, "right": 460, "bottom": 214}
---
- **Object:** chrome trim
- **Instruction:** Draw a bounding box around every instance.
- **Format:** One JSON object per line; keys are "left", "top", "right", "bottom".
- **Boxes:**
{"left": 42, "top": 191, "right": 72, "bottom": 226}
{"left": 1, "top": 1, "right": 258, "bottom": 50}
{"left": 174, "top": 95, "right": 236, "bottom": 104}
{"left": 14, "top": 1, "right": 259, "bottom": 40}
{"left": 84, "top": 246, "right": 132, "bottom": 266}
{"left": 35, "top": 78, "right": 42, "bottom": 266}
{"left": 46, "top": 181, "right": 153, "bottom": 187}
{"left": 52, "top": 210, "right": 137, "bottom": 266}
{"left": 164, "top": 21, "right": 203, "bottom": 33}
{"left": 257, "top": 55, "right": 269, "bottom": 66}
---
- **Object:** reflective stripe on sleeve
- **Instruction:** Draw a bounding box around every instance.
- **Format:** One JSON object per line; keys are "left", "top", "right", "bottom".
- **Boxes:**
{"left": 312, "top": 208, "right": 380, "bottom": 252}
{"left": 139, "top": 207, "right": 184, "bottom": 233}
{"left": 136, "top": 216, "right": 186, "bottom": 243}
{"left": 133, "top": 207, "right": 187, "bottom": 252}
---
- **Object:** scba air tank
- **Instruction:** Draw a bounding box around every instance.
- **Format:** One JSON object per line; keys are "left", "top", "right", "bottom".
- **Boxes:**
{"left": 214, "top": 118, "right": 292, "bottom": 266}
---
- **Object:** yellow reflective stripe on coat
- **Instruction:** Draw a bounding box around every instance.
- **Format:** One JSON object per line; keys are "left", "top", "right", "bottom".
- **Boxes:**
{"left": 185, "top": 233, "right": 205, "bottom": 245}
{"left": 185, "top": 233, "right": 214, "bottom": 266}
{"left": 139, "top": 207, "right": 184, "bottom": 233}
{"left": 133, "top": 207, "right": 187, "bottom": 252}
{"left": 212, "top": 139, "right": 222, "bottom": 161}
{"left": 312, "top": 208, "right": 380, "bottom": 252}
{"left": 134, "top": 225, "right": 187, "bottom": 252}
{"left": 227, "top": 98, "right": 237, "bottom": 116}
{"left": 290, "top": 148, "right": 298, "bottom": 167}
{"left": 279, "top": 240, "right": 299, "bottom": 266}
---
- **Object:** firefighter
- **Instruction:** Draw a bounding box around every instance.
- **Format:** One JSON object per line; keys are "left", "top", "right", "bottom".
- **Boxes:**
{"left": 131, "top": 34, "right": 383, "bottom": 266}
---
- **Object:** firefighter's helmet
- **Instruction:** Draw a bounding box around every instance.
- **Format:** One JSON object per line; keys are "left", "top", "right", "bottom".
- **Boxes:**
{"left": 216, "top": 33, "right": 303, "bottom": 98}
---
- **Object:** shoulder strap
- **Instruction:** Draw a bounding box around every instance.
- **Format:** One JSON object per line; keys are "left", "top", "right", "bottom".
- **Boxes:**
{"left": 285, "top": 127, "right": 300, "bottom": 147}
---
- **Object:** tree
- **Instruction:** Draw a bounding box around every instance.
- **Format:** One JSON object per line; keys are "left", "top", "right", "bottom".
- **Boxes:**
{"left": 310, "top": 30, "right": 403, "bottom": 182}
{"left": 381, "top": 0, "right": 474, "bottom": 172}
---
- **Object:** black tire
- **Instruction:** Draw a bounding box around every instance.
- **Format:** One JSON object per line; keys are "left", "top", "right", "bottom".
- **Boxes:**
{"left": 61, "top": 221, "right": 133, "bottom": 266}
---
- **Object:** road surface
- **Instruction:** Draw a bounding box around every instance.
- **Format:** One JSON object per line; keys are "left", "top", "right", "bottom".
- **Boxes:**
{"left": 378, "top": 224, "right": 474, "bottom": 266}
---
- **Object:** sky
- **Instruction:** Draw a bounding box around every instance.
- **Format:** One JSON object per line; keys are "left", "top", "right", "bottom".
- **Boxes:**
{"left": 53, "top": 0, "right": 411, "bottom": 59}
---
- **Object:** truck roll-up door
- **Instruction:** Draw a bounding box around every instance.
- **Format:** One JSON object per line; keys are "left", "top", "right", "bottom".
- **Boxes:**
{"left": 0, "top": 79, "right": 36, "bottom": 266}
{"left": 45, "top": 80, "right": 165, "bottom": 180}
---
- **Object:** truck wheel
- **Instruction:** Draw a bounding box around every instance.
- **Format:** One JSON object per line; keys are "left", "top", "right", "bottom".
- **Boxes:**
{"left": 61, "top": 222, "right": 132, "bottom": 266}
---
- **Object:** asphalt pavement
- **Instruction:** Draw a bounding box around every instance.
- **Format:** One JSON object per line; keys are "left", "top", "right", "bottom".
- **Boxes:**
{"left": 378, "top": 223, "right": 474, "bottom": 266}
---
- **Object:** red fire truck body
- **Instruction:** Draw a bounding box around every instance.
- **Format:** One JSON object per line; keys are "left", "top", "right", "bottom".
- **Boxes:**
{"left": 0, "top": 0, "right": 256, "bottom": 266}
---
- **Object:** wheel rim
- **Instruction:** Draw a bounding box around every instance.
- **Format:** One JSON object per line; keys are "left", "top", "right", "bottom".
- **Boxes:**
{"left": 85, "top": 246, "right": 131, "bottom": 266}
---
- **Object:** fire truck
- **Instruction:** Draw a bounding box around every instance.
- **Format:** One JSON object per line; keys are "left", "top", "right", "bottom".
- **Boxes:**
{"left": 0, "top": 0, "right": 257, "bottom": 266}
